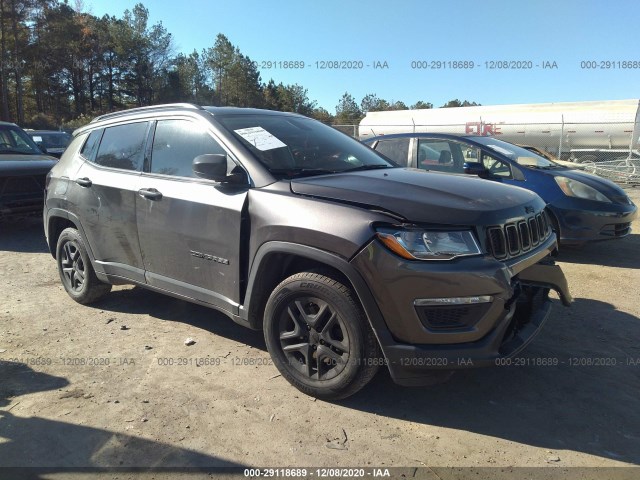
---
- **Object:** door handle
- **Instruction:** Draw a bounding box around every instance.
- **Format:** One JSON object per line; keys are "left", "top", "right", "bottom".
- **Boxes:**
{"left": 75, "top": 177, "right": 92, "bottom": 187}
{"left": 138, "top": 188, "right": 163, "bottom": 200}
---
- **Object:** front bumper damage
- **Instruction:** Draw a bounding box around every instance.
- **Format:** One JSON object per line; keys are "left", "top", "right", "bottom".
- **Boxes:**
{"left": 351, "top": 237, "right": 572, "bottom": 387}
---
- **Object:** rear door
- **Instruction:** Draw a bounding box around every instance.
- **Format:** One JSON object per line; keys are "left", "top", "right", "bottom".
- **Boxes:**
{"left": 370, "top": 137, "right": 411, "bottom": 166}
{"left": 414, "top": 138, "right": 466, "bottom": 173}
{"left": 71, "top": 122, "right": 149, "bottom": 283}
{"left": 135, "top": 117, "right": 249, "bottom": 314}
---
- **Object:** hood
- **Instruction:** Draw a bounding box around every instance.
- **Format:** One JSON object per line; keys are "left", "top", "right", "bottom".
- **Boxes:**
{"left": 290, "top": 168, "right": 545, "bottom": 225}
{"left": 540, "top": 166, "right": 629, "bottom": 201}
{"left": 0, "top": 155, "right": 58, "bottom": 176}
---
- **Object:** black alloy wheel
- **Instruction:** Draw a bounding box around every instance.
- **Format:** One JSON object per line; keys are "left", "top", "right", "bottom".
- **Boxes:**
{"left": 278, "top": 296, "right": 351, "bottom": 381}
{"left": 264, "top": 271, "right": 381, "bottom": 400}
{"left": 60, "top": 238, "right": 86, "bottom": 293}
{"left": 56, "top": 228, "right": 111, "bottom": 304}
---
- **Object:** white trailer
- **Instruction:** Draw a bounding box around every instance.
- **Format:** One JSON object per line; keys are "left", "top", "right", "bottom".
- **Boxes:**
{"left": 358, "top": 99, "right": 640, "bottom": 162}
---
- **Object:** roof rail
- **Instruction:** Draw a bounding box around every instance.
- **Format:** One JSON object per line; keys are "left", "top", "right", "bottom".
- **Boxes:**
{"left": 91, "top": 103, "right": 204, "bottom": 123}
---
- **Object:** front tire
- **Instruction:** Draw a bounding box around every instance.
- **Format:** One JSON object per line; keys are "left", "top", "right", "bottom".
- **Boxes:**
{"left": 264, "top": 271, "right": 382, "bottom": 400}
{"left": 56, "top": 228, "right": 111, "bottom": 304}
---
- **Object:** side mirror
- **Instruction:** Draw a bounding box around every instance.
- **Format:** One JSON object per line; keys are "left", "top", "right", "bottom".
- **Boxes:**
{"left": 193, "top": 154, "right": 246, "bottom": 184}
{"left": 38, "top": 144, "right": 48, "bottom": 154}
{"left": 463, "top": 162, "right": 490, "bottom": 178}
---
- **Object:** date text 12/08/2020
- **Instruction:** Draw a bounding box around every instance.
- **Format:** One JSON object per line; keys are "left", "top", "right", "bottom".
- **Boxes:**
{"left": 254, "top": 60, "right": 562, "bottom": 70}
{"left": 254, "top": 59, "right": 640, "bottom": 71}
{"left": 256, "top": 60, "right": 388, "bottom": 69}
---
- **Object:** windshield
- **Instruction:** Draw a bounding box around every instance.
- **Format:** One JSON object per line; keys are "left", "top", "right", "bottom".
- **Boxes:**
{"left": 0, "top": 124, "right": 43, "bottom": 156}
{"left": 469, "top": 136, "right": 561, "bottom": 168}
{"left": 30, "top": 132, "right": 72, "bottom": 149}
{"left": 215, "top": 114, "right": 394, "bottom": 179}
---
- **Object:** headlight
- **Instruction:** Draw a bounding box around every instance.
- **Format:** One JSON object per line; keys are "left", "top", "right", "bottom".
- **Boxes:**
{"left": 376, "top": 228, "right": 482, "bottom": 260}
{"left": 555, "top": 176, "right": 611, "bottom": 203}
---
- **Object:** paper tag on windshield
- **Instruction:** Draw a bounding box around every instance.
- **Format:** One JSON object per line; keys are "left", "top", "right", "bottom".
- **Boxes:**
{"left": 234, "top": 127, "right": 286, "bottom": 151}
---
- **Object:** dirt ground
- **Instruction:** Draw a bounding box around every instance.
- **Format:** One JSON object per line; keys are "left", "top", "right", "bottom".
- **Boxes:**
{"left": 1, "top": 189, "right": 639, "bottom": 479}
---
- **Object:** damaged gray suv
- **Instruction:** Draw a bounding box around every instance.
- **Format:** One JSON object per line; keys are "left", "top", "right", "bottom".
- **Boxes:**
{"left": 44, "top": 104, "right": 571, "bottom": 399}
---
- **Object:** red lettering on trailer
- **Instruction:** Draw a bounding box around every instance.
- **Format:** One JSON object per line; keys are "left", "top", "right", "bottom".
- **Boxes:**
{"left": 465, "top": 122, "right": 480, "bottom": 135}
{"left": 465, "top": 122, "right": 502, "bottom": 136}
{"left": 484, "top": 124, "right": 502, "bottom": 135}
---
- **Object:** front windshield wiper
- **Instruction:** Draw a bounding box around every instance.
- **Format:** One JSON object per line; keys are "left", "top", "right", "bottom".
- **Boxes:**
{"left": 343, "top": 164, "right": 393, "bottom": 173}
{"left": 270, "top": 164, "right": 393, "bottom": 179}
{"left": 270, "top": 168, "right": 340, "bottom": 178}
{"left": 533, "top": 165, "right": 563, "bottom": 170}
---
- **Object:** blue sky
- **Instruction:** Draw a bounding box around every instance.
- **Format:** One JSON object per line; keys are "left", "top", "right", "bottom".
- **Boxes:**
{"left": 88, "top": 0, "right": 640, "bottom": 113}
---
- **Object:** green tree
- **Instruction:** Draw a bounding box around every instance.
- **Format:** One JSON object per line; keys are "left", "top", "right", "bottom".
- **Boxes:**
{"left": 226, "top": 53, "right": 262, "bottom": 107}
{"left": 276, "top": 83, "right": 315, "bottom": 115}
{"left": 388, "top": 100, "right": 408, "bottom": 110}
{"left": 360, "top": 93, "right": 389, "bottom": 113}
{"left": 159, "top": 50, "right": 211, "bottom": 104}
{"left": 118, "top": 4, "right": 173, "bottom": 106}
{"left": 205, "top": 33, "right": 262, "bottom": 107}
{"left": 96, "top": 14, "right": 121, "bottom": 111}
{"left": 335, "top": 92, "right": 361, "bottom": 124}
{"left": 411, "top": 100, "right": 433, "bottom": 109}
{"left": 262, "top": 79, "right": 280, "bottom": 110}
{"left": 6, "top": 0, "right": 31, "bottom": 123}
{"left": 0, "top": 0, "right": 12, "bottom": 120}
{"left": 30, "top": 2, "right": 85, "bottom": 117}
{"left": 310, "top": 106, "right": 333, "bottom": 123}
{"left": 441, "top": 99, "right": 480, "bottom": 108}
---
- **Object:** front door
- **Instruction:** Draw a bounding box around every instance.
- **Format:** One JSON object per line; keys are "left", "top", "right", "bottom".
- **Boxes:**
{"left": 135, "top": 118, "right": 248, "bottom": 314}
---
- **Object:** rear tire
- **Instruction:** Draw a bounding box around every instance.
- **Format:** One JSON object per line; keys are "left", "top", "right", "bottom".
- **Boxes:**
{"left": 56, "top": 228, "right": 111, "bottom": 304}
{"left": 264, "top": 271, "right": 382, "bottom": 400}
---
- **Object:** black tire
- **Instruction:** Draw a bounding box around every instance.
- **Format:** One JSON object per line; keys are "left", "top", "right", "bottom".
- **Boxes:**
{"left": 56, "top": 227, "right": 111, "bottom": 304}
{"left": 263, "top": 271, "right": 382, "bottom": 400}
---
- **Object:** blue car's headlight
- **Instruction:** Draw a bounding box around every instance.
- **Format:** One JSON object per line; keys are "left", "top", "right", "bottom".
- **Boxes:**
{"left": 376, "top": 228, "right": 482, "bottom": 260}
{"left": 555, "top": 176, "right": 611, "bottom": 203}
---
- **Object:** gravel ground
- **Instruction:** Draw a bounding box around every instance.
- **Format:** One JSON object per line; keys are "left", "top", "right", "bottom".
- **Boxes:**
{"left": 1, "top": 188, "right": 639, "bottom": 479}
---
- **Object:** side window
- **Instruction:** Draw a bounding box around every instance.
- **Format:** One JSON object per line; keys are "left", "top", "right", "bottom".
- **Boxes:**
{"left": 9, "top": 130, "right": 31, "bottom": 149}
{"left": 481, "top": 152, "right": 512, "bottom": 178}
{"left": 0, "top": 129, "right": 11, "bottom": 145}
{"left": 373, "top": 138, "right": 410, "bottom": 165}
{"left": 80, "top": 129, "right": 103, "bottom": 161}
{"left": 417, "top": 140, "right": 464, "bottom": 173}
{"left": 95, "top": 122, "right": 147, "bottom": 171}
{"left": 150, "top": 119, "right": 227, "bottom": 178}
{"left": 43, "top": 133, "right": 72, "bottom": 148}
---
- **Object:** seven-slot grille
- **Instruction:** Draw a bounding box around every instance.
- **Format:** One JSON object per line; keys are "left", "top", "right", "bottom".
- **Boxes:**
{"left": 486, "top": 211, "right": 552, "bottom": 260}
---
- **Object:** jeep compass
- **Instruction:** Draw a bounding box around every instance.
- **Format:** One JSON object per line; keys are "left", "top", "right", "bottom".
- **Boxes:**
{"left": 44, "top": 104, "right": 571, "bottom": 399}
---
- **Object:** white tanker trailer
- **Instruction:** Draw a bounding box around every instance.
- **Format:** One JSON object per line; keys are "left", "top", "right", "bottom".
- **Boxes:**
{"left": 358, "top": 99, "right": 640, "bottom": 163}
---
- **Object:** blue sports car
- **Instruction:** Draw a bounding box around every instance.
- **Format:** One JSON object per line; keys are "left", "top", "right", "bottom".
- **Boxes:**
{"left": 364, "top": 133, "right": 637, "bottom": 245}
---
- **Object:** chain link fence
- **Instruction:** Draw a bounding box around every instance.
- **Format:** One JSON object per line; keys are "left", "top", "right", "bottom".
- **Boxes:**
{"left": 337, "top": 121, "right": 640, "bottom": 185}
{"left": 331, "top": 124, "right": 358, "bottom": 138}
